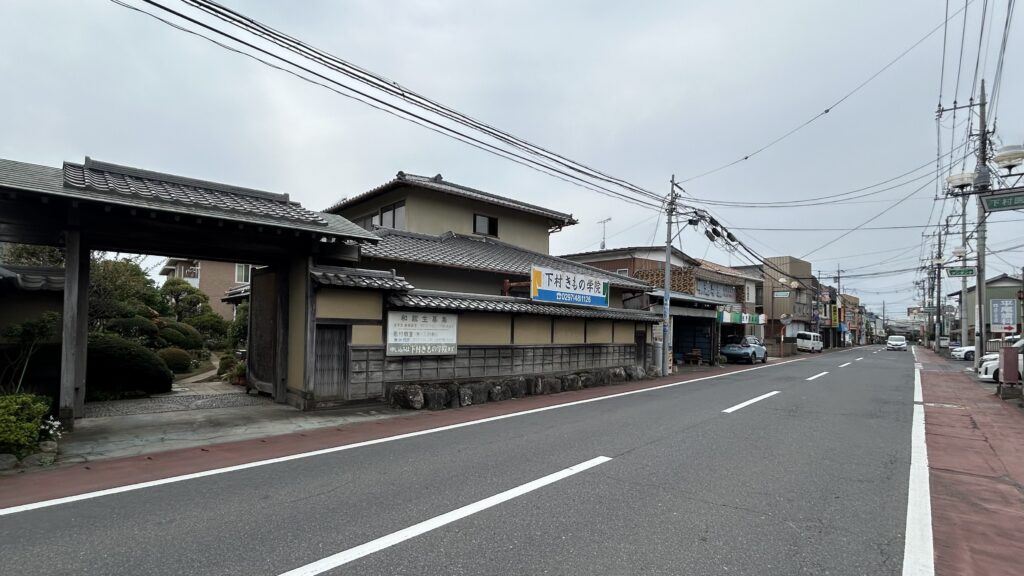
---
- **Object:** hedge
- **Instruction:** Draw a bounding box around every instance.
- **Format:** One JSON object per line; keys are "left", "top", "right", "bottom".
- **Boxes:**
{"left": 0, "top": 394, "right": 49, "bottom": 454}
{"left": 185, "top": 313, "right": 229, "bottom": 338}
{"left": 87, "top": 333, "right": 173, "bottom": 400}
{"left": 157, "top": 347, "right": 193, "bottom": 373}
{"left": 104, "top": 315, "right": 159, "bottom": 340}
{"left": 217, "top": 354, "right": 238, "bottom": 376}
{"left": 158, "top": 321, "right": 204, "bottom": 351}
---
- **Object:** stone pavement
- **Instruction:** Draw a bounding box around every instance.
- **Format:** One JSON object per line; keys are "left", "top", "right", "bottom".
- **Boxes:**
{"left": 917, "top": 348, "right": 1024, "bottom": 576}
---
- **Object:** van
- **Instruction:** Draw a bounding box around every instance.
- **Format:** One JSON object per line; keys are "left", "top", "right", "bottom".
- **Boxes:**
{"left": 796, "top": 331, "right": 823, "bottom": 353}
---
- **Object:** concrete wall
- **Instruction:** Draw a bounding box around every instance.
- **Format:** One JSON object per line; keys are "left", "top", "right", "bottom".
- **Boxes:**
{"left": 316, "top": 288, "right": 383, "bottom": 320}
{"left": 553, "top": 318, "right": 586, "bottom": 344}
{"left": 514, "top": 315, "right": 552, "bottom": 344}
{"left": 458, "top": 312, "right": 512, "bottom": 345}
{"left": 286, "top": 258, "right": 308, "bottom": 393}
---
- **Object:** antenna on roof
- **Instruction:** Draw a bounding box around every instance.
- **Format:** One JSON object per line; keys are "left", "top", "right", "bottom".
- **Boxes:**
{"left": 598, "top": 217, "right": 612, "bottom": 249}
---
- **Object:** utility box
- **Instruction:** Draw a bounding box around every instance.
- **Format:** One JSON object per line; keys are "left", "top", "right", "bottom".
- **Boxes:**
{"left": 998, "top": 348, "right": 1020, "bottom": 385}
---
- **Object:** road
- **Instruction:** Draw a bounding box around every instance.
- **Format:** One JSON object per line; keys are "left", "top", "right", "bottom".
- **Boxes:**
{"left": 1, "top": 347, "right": 917, "bottom": 575}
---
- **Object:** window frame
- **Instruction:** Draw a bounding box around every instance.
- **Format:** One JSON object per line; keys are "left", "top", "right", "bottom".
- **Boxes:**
{"left": 615, "top": 268, "right": 630, "bottom": 276}
{"left": 235, "top": 263, "right": 251, "bottom": 284}
{"left": 473, "top": 213, "right": 498, "bottom": 237}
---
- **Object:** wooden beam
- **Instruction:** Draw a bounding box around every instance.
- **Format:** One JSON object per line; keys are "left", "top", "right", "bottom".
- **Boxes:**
{"left": 59, "top": 229, "right": 88, "bottom": 429}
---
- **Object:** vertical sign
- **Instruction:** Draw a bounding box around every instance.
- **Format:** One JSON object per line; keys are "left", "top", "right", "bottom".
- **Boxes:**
{"left": 530, "top": 265, "right": 609, "bottom": 307}
{"left": 386, "top": 311, "right": 458, "bottom": 356}
{"left": 990, "top": 299, "right": 1018, "bottom": 333}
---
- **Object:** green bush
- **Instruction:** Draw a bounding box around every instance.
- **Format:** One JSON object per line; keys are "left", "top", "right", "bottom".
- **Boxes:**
{"left": 167, "top": 321, "right": 203, "bottom": 348}
{"left": 157, "top": 347, "right": 193, "bottom": 373}
{"left": 87, "top": 333, "right": 172, "bottom": 400}
{"left": 185, "top": 313, "right": 229, "bottom": 339}
{"left": 0, "top": 394, "right": 50, "bottom": 454}
{"left": 229, "top": 302, "right": 248, "bottom": 346}
{"left": 105, "top": 315, "right": 159, "bottom": 340}
{"left": 217, "top": 354, "right": 238, "bottom": 376}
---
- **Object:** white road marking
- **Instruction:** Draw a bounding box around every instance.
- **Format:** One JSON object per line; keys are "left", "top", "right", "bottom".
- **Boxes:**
{"left": 914, "top": 368, "right": 922, "bottom": 404}
{"left": 806, "top": 371, "right": 829, "bottom": 381}
{"left": 901, "top": 394, "right": 934, "bottom": 575}
{"left": 912, "top": 346, "right": 918, "bottom": 361}
{"left": 855, "top": 357, "right": 864, "bottom": 361}
{"left": 277, "top": 456, "right": 612, "bottom": 576}
{"left": 839, "top": 362, "right": 852, "bottom": 368}
{"left": 0, "top": 358, "right": 807, "bottom": 517}
{"left": 914, "top": 363, "right": 923, "bottom": 371}
{"left": 721, "top": 391, "right": 781, "bottom": 413}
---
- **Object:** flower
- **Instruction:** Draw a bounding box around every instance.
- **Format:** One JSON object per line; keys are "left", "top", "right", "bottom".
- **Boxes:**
{"left": 39, "top": 416, "right": 63, "bottom": 441}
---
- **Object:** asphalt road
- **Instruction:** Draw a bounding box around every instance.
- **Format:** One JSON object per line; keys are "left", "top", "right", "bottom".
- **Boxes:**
{"left": 1, "top": 347, "right": 916, "bottom": 575}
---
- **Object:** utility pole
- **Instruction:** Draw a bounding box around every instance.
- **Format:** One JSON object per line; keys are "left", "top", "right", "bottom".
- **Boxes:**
{"left": 934, "top": 232, "right": 943, "bottom": 350}
{"left": 960, "top": 196, "right": 968, "bottom": 346}
{"left": 836, "top": 264, "right": 843, "bottom": 346}
{"left": 974, "top": 80, "right": 990, "bottom": 370}
{"left": 598, "top": 217, "right": 612, "bottom": 250}
{"left": 662, "top": 177, "right": 677, "bottom": 376}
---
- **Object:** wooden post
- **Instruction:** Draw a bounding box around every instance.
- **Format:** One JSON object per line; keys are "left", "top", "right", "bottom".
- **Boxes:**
{"left": 59, "top": 229, "right": 89, "bottom": 429}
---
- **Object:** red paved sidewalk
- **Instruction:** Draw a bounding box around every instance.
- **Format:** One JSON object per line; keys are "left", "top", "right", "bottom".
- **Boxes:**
{"left": 918, "top": 348, "right": 1024, "bottom": 576}
{"left": 0, "top": 359, "right": 798, "bottom": 510}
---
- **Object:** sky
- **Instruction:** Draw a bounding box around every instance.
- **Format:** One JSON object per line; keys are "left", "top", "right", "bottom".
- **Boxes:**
{"left": 1, "top": 0, "right": 1021, "bottom": 319}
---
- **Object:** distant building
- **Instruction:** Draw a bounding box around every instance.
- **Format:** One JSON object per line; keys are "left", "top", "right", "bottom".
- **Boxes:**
{"left": 159, "top": 258, "right": 252, "bottom": 319}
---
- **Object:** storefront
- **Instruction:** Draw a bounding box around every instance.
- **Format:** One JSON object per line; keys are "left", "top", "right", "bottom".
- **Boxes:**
{"left": 718, "top": 310, "right": 767, "bottom": 346}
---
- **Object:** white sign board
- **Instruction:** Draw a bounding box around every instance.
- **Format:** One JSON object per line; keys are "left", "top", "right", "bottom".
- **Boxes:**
{"left": 386, "top": 311, "right": 458, "bottom": 356}
{"left": 530, "top": 265, "right": 609, "bottom": 307}
{"left": 695, "top": 279, "right": 737, "bottom": 303}
{"left": 990, "top": 299, "right": 1018, "bottom": 333}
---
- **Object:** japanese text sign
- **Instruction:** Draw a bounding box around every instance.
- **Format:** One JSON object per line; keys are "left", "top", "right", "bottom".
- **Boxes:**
{"left": 530, "top": 265, "right": 609, "bottom": 307}
{"left": 386, "top": 312, "right": 458, "bottom": 356}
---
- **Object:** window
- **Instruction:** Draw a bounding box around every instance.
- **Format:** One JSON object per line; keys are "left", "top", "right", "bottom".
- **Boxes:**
{"left": 356, "top": 201, "right": 406, "bottom": 231}
{"left": 235, "top": 263, "right": 251, "bottom": 284}
{"left": 616, "top": 268, "right": 630, "bottom": 276}
{"left": 474, "top": 214, "right": 498, "bottom": 236}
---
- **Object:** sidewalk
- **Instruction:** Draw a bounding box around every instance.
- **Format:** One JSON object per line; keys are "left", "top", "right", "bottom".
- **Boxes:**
{"left": 917, "top": 348, "right": 1024, "bottom": 576}
{"left": 0, "top": 359, "right": 791, "bottom": 509}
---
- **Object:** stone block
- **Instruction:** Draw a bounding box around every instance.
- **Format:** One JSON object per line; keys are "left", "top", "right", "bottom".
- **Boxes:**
{"left": 502, "top": 377, "right": 527, "bottom": 398}
{"left": 459, "top": 386, "right": 473, "bottom": 407}
{"left": 38, "top": 440, "right": 58, "bottom": 453}
{"left": 488, "top": 383, "right": 510, "bottom": 402}
{"left": 0, "top": 453, "right": 17, "bottom": 471}
{"left": 563, "top": 374, "right": 581, "bottom": 391}
{"left": 422, "top": 387, "right": 449, "bottom": 410}
{"left": 528, "top": 376, "right": 544, "bottom": 395}
{"left": 543, "top": 376, "right": 562, "bottom": 395}
{"left": 610, "top": 367, "right": 627, "bottom": 382}
{"left": 18, "top": 452, "right": 55, "bottom": 467}
{"left": 390, "top": 384, "right": 424, "bottom": 410}
{"left": 579, "top": 373, "right": 596, "bottom": 388}
{"left": 468, "top": 382, "right": 490, "bottom": 405}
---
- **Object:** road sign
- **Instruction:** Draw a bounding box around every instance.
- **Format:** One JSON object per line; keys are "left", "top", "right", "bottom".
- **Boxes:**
{"left": 772, "top": 291, "right": 791, "bottom": 298}
{"left": 981, "top": 190, "right": 1024, "bottom": 212}
{"left": 922, "top": 306, "right": 937, "bottom": 313}
{"left": 946, "top": 266, "right": 976, "bottom": 277}
{"left": 991, "top": 299, "right": 1017, "bottom": 333}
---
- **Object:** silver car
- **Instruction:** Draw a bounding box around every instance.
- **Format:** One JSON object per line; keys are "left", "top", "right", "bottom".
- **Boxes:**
{"left": 721, "top": 336, "right": 768, "bottom": 364}
{"left": 886, "top": 335, "right": 908, "bottom": 351}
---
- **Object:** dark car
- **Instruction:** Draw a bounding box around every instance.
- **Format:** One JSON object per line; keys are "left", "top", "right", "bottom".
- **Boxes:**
{"left": 721, "top": 336, "right": 768, "bottom": 364}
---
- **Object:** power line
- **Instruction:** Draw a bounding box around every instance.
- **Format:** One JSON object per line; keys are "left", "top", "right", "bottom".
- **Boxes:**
{"left": 679, "top": 1, "right": 975, "bottom": 184}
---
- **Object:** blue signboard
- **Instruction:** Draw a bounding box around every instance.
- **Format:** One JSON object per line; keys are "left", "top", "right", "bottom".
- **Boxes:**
{"left": 838, "top": 322, "right": 848, "bottom": 333}
{"left": 531, "top": 265, "right": 609, "bottom": 307}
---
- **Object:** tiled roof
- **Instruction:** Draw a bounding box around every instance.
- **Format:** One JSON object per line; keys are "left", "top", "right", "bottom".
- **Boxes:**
{"left": 326, "top": 172, "right": 577, "bottom": 227}
{"left": 222, "top": 284, "right": 250, "bottom": 303}
{"left": 0, "top": 265, "right": 65, "bottom": 291}
{"left": 0, "top": 157, "right": 377, "bottom": 243}
{"left": 694, "top": 259, "right": 762, "bottom": 282}
{"left": 389, "top": 289, "right": 661, "bottom": 322}
{"left": 363, "top": 229, "right": 651, "bottom": 290}
{"left": 312, "top": 266, "right": 415, "bottom": 291}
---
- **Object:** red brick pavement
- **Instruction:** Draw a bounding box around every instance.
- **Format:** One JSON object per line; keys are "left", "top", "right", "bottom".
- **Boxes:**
{"left": 918, "top": 348, "right": 1024, "bottom": 576}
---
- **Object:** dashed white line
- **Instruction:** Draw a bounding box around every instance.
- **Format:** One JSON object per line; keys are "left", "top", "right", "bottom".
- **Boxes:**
{"left": 914, "top": 367, "right": 923, "bottom": 404}
{"left": 722, "top": 391, "right": 780, "bottom": 413}
{"left": 856, "top": 357, "right": 864, "bottom": 361}
{"left": 806, "top": 371, "right": 829, "bottom": 381}
{"left": 901, "top": 395, "right": 934, "bottom": 575}
{"left": 839, "top": 362, "right": 852, "bottom": 368}
{"left": 277, "top": 456, "right": 613, "bottom": 576}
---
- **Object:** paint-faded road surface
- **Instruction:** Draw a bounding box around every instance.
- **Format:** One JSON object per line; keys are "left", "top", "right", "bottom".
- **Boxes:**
{"left": 1, "top": 348, "right": 917, "bottom": 575}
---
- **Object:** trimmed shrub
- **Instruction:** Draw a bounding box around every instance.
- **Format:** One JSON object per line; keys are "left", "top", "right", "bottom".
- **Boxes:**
{"left": 159, "top": 321, "right": 203, "bottom": 351}
{"left": 185, "top": 313, "right": 229, "bottom": 339}
{"left": 0, "top": 394, "right": 49, "bottom": 454}
{"left": 157, "top": 347, "right": 193, "bottom": 373}
{"left": 105, "top": 315, "right": 159, "bottom": 340}
{"left": 87, "top": 333, "right": 172, "bottom": 400}
{"left": 217, "top": 354, "right": 238, "bottom": 376}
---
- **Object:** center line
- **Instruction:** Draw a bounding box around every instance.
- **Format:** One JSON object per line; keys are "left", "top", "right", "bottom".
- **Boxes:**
{"left": 839, "top": 362, "right": 852, "bottom": 368}
{"left": 855, "top": 357, "right": 864, "bottom": 361}
{"left": 722, "top": 391, "right": 780, "bottom": 413}
{"left": 278, "top": 456, "right": 612, "bottom": 576}
{"left": 806, "top": 371, "right": 829, "bottom": 381}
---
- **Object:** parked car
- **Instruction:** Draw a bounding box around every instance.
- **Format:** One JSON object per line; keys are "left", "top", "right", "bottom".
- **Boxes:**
{"left": 977, "top": 338, "right": 1024, "bottom": 368}
{"left": 796, "top": 331, "right": 823, "bottom": 353}
{"left": 721, "top": 336, "right": 768, "bottom": 364}
{"left": 978, "top": 353, "right": 1023, "bottom": 384}
{"left": 886, "top": 335, "right": 908, "bottom": 351}
{"left": 951, "top": 346, "right": 974, "bottom": 361}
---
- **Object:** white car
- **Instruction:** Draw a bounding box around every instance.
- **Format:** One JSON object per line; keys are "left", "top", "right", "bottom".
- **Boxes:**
{"left": 978, "top": 339, "right": 1024, "bottom": 367}
{"left": 886, "top": 335, "right": 908, "bottom": 351}
{"left": 978, "top": 353, "right": 1023, "bottom": 383}
{"left": 951, "top": 346, "right": 974, "bottom": 361}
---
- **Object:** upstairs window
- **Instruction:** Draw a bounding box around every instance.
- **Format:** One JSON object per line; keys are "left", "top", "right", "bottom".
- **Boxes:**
{"left": 474, "top": 214, "right": 498, "bottom": 236}
{"left": 235, "top": 263, "right": 251, "bottom": 284}
{"left": 378, "top": 201, "right": 406, "bottom": 230}
{"left": 616, "top": 268, "right": 630, "bottom": 276}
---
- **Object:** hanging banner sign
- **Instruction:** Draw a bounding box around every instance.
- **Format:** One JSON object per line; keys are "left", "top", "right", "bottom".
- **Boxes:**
{"left": 530, "top": 265, "right": 609, "bottom": 307}
{"left": 717, "top": 311, "right": 766, "bottom": 325}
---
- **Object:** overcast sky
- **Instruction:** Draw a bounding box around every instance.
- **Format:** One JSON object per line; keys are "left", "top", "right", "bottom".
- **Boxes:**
{"left": 1, "top": 0, "right": 1021, "bottom": 318}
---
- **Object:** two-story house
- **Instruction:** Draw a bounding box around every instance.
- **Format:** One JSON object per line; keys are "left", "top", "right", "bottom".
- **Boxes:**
{"left": 159, "top": 258, "right": 252, "bottom": 319}
{"left": 256, "top": 172, "right": 660, "bottom": 409}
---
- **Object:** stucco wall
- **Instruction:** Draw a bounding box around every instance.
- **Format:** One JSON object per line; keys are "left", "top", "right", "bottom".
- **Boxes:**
{"left": 513, "top": 316, "right": 551, "bottom": 344}
{"left": 316, "top": 288, "right": 383, "bottom": 320}
{"left": 553, "top": 318, "right": 585, "bottom": 344}
{"left": 587, "top": 320, "right": 613, "bottom": 343}
{"left": 197, "top": 260, "right": 247, "bottom": 320}
{"left": 458, "top": 312, "right": 512, "bottom": 344}
{"left": 362, "top": 261, "right": 502, "bottom": 295}
{"left": 352, "top": 324, "right": 383, "bottom": 345}
{"left": 613, "top": 321, "right": 635, "bottom": 344}
{"left": 406, "top": 190, "right": 553, "bottom": 254}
